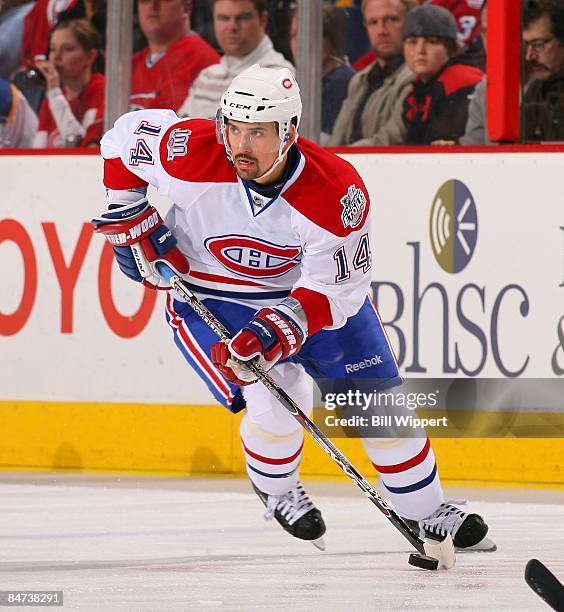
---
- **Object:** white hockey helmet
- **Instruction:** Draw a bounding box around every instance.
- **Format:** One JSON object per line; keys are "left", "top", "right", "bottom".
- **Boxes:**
{"left": 219, "top": 64, "right": 302, "bottom": 169}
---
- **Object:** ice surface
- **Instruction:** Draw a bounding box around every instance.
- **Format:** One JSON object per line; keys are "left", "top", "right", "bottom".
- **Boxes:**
{"left": 0, "top": 474, "right": 562, "bottom": 611}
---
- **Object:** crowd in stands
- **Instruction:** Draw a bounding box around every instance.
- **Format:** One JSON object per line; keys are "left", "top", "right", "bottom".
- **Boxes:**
{"left": 0, "top": 0, "right": 563, "bottom": 149}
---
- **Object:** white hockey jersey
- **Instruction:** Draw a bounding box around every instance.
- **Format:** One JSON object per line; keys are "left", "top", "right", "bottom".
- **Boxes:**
{"left": 101, "top": 109, "right": 373, "bottom": 333}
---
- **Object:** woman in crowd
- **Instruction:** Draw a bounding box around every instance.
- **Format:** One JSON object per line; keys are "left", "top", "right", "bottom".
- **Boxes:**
{"left": 33, "top": 18, "right": 104, "bottom": 148}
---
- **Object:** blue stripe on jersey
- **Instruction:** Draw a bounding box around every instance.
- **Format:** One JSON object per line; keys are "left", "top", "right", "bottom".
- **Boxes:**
{"left": 381, "top": 464, "right": 438, "bottom": 494}
{"left": 247, "top": 464, "right": 297, "bottom": 479}
{"left": 184, "top": 281, "right": 291, "bottom": 300}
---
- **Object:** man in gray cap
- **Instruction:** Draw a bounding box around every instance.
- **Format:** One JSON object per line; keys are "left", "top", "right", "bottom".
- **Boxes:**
{"left": 400, "top": 3, "right": 484, "bottom": 144}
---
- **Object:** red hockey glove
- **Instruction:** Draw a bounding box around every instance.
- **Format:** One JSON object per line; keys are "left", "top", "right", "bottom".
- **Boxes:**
{"left": 211, "top": 307, "right": 306, "bottom": 386}
{"left": 92, "top": 199, "right": 189, "bottom": 289}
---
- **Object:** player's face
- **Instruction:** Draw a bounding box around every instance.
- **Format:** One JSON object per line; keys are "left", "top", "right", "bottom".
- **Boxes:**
{"left": 214, "top": 0, "right": 268, "bottom": 58}
{"left": 404, "top": 36, "right": 450, "bottom": 82}
{"left": 523, "top": 14, "right": 564, "bottom": 81}
{"left": 226, "top": 120, "right": 284, "bottom": 181}
{"left": 49, "top": 28, "right": 97, "bottom": 82}
{"left": 363, "top": 0, "right": 407, "bottom": 61}
{"left": 138, "top": 0, "right": 189, "bottom": 44}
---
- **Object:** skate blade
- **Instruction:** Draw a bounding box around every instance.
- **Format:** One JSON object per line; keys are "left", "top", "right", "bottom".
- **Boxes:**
{"left": 311, "top": 536, "right": 326, "bottom": 551}
{"left": 423, "top": 533, "right": 456, "bottom": 570}
{"left": 456, "top": 536, "right": 497, "bottom": 553}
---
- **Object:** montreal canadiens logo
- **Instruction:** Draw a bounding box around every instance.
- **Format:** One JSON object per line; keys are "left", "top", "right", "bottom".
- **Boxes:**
{"left": 205, "top": 235, "right": 302, "bottom": 278}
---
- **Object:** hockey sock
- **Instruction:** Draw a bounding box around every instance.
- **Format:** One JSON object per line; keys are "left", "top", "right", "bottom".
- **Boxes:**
{"left": 362, "top": 436, "right": 444, "bottom": 520}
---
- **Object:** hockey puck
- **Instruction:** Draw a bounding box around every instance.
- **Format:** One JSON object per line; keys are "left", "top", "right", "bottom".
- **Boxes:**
{"left": 408, "top": 553, "right": 440, "bottom": 570}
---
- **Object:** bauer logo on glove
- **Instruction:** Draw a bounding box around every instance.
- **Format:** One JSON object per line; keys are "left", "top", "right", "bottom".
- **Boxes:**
{"left": 211, "top": 306, "right": 307, "bottom": 386}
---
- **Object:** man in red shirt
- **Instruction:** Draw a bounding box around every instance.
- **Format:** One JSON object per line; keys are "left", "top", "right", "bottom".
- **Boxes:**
{"left": 131, "top": 0, "right": 220, "bottom": 112}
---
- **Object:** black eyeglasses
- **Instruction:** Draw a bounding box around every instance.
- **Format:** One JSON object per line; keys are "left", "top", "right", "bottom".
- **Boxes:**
{"left": 522, "top": 36, "right": 555, "bottom": 53}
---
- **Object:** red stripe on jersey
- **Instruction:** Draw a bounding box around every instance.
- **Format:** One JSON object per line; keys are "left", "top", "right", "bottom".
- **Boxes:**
{"left": 177, "top": 321, "right": 231, "bottom": 397}
{"left": 291, "top": 287, "right": 333, "bottom": 336}
{"left": 241, "top": 439, "right": 304, "bottom": 465}
{"left": 189, "top": 270, "right": 266, "bottom": 287}
{"left": 104, "top": 157, "right": 148, "bottom": 189}
{"left": 372, "top": 438, "right": 431, "bottom": 474}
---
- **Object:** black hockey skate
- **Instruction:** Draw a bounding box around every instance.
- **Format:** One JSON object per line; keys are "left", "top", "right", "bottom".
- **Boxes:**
{"left": 403, "top": 500, "right": 496, "bottom": 552}
{"left": 252, "top": 482, "right": 326, "bottom": 550}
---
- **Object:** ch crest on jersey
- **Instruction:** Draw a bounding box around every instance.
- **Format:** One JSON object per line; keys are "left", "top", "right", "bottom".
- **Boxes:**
{"left": 167, "top": 128, "right": 192, "bottom": 161}
{"left": 340, "top": 184, "right": 367, "bottom": 229}
{"left": 205, "top": 235, "right": 302, "bottom": 278}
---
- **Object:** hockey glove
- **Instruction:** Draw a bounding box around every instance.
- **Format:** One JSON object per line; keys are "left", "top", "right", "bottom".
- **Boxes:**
{"left": 211, "top": 306, "right": 306, "bottom": 386}
{"left": 92, "top": 198, "right": 189, "bottom": 289}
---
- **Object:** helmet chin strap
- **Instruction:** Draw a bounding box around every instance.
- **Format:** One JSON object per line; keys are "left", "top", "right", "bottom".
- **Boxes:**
{"left": 252, "top": 134, "right": 294, "bottom": 183}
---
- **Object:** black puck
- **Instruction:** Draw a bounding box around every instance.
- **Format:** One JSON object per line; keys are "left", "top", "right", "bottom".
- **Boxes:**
{"left": 408, "top": 553, "right": 439, "bottom": 570}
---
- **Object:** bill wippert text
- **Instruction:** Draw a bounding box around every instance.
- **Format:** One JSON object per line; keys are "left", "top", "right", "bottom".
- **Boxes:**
{"left": 325, "top": 415, "right": 448, "bottom": 429}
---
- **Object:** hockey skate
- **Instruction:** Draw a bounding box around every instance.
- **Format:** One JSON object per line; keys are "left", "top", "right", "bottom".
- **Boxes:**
{"left": 403, "top": 500, "right": 496, "bottom": 552}
{"left": 252, "top": 482, "right": 327, "bottom": 550}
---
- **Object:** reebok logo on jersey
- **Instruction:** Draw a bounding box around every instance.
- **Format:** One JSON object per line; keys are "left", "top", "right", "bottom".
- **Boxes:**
{"left": 340, "top": 185, "right": 366, "bottom": 229}
{"left": 344, "top": 355, "right": 383, "bottom": 373}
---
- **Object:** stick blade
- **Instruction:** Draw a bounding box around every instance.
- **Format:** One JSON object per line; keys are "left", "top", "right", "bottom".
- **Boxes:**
{"left": 423, "top": 533, "right": 456, "bottom": 570}
{"left": 525, "top": 558, "right": 564, "bottom": 611}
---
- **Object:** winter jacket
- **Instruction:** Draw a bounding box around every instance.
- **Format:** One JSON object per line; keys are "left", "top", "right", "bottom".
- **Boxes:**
{"left": 329, "top": 60, "right": 413, "bottom": 146}
{"left": 403, "top": 57, "right": 483, "bottom": 145}
{"left": 524, "top": 75, "right": 564, "bottom": 142}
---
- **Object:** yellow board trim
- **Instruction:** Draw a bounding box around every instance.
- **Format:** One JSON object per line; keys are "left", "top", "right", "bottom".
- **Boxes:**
{"left": 0, "top": 401, "right": 562, "bottom": 487}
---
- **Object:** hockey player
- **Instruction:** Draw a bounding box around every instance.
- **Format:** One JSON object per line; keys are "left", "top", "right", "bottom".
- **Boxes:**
{"left": 93, "top": 64, "right": 493, "bottom": 552}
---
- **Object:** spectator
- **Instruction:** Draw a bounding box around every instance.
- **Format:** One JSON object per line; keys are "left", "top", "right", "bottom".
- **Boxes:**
{"left": 290, "top": 3, "right": 355, "bottom": 143}
{"left": 427, "top": 0, "right": 485, "bottom": 68}
{"left": 178, "top": 0, "right": 293, "bottom": 119}
{"left": 21, "top": 0, "right": 78, "bottom": 68}
{"left": 335, "top": 0, "right": 372, "bottom": 66}
{"left": 131, "top": 0, "right": 220, "bottom": 112}
{"left": 330, "top": 0, "right": 418, "bottom": 146}
{"left": 400, "top": 4, "right": 483, "bottom": 144}
{"left": 0, "top": 78, "right": 38, "bottom": 147}
{"left": 0, "top": 1, "right": 34, "bottom": 79}
{"left": 522, "top": 0, "right": 564, "bottom": 142}
{"left": 460, "top": 0, "right": 489, "bottom": 145}
{"left": 33, "top": 19, "right": 104, "bottom": 148}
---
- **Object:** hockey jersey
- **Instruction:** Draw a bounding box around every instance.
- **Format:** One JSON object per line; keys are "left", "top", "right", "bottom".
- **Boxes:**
{"left": 130, "top": 34, "right": 220, "bottom": 112}
{"left": 101, "top": 109, "right": 373, "bottom": 334}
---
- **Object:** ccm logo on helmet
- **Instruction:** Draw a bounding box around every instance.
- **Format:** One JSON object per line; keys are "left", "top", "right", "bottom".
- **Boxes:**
{"left": 229, "top": 103, "right": 251, "bottom": 110}
{"left": 205, "top": 235, "right": 302, "bottom": 278}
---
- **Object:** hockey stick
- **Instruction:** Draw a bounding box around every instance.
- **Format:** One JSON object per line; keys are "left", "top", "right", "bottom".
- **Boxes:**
{"left": 525, "top": 559, "right": 564, "bottom": 610}
{"left": 156, "top": 262, "right": 455, "bottom": 570}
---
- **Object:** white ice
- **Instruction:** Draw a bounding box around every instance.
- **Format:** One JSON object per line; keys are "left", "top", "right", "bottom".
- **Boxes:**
{"left": 0, "top": 474, "right": 562, "bottom": 611}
